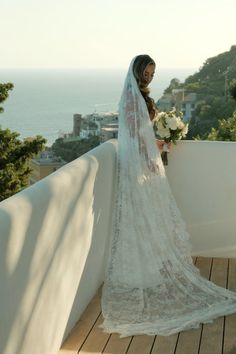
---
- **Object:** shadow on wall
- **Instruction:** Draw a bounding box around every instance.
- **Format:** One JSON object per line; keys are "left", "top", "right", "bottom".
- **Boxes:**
{"left": 62, "top": 140, "right": 116, "bottom": 341}
{"left": 0, "top": 140, "right": 117, "bottom": 354}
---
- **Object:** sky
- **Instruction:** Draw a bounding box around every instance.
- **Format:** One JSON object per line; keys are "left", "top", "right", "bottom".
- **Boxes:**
{"left": 1, "top": 0, "right": 236, "bottom": 70}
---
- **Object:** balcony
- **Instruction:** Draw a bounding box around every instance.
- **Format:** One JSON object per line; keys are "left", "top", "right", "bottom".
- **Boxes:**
{"left": 1, "top": 140, "right": 236, "bottom": 354}
{"left": 59, "top": 257, "right": 236, "bottom": 354}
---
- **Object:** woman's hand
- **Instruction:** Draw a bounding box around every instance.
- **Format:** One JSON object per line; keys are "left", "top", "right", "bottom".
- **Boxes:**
{"left": 156, "top": 139, "right": 171, "bottom": 152}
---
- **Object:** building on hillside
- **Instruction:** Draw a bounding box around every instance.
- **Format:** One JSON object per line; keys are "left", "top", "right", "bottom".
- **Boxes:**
{"left": 80, "top": 125, "right": 100, "bottom": 139}
{"left": 100, "top": 123, "right": 118, "bottom": 143}
{"left": 75, "top": 111, "right": 118, "bottom": 140}
{"left": 30, "top": 150, "right": 66, "bottom": 185}
{"left": 180, "top": 93, "right": 198, "bottom": 121}
{"left": 57, "top": 112, "right": 119, "bottom": 144}
{"left": 73, "top": 114, "right": 83, "bottom": 136}
{"left": 86, "top": 111, "right": 118, "bottom": 128}
{"left": 99, "top": 112, "right": 118, "bottom": 125}
{"left": 157, "top": 89, "right": 198, "bottom": 121}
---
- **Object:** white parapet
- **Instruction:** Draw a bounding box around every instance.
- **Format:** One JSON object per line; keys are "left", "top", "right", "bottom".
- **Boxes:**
{"left": 166, "top": 140, "right": 236, "bottom": 259}
{"left": 0, "top": 139, "right": 236, "bottom": 354}
{"left": 0, "top": 140, "right": 116, "bottom": 354}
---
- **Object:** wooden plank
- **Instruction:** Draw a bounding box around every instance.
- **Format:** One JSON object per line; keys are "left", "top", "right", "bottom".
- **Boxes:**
{"left": 102, "top": 333, "right": 132, "bottom": 354}
{"left": 126, "top": 335, "right": 155, "bottom": 354}
{"left": 223, "top": 258, "right": 236, "bottom": 354}
{"left": 196, "top": 256, "right": 212, "bottom": 279}
{"left": 151, "top": 334, "right": 179, "bottom": 354}
{"left": 210, "top": 258, "right": 228, "bottom": 287}
{"left": 175, "top": 327, "right": 201, "bottom": 354}
{"left": 199, "top": 258, "right": 228, "bottom": 354}
{"left": 59, "top": 288, "right": 102, "bottom": 354}
{"left": 78, "top": 314, "right": 110, "bottom": 354}
{"left": 175, "top": 257, "right": 213, "bottom": 354}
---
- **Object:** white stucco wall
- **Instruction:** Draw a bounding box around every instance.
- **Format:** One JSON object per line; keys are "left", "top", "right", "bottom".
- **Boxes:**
{"left": 0, "top": 139, "right": 236, "bottom": 354}
{"left": 0, "top": 140, "right": 116, "bottom": 354}
{"left": 166, "top": 140, "right": 236, "bottom": 258}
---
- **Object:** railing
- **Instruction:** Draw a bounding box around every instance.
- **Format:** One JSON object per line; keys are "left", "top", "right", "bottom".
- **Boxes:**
{"left": 0, "top": 139, "right": 236, "bottom": 354}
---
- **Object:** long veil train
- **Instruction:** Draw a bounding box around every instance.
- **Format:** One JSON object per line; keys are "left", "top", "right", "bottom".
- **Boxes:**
{"left": 100, "top": 57, "right": 236, "bottom": 337}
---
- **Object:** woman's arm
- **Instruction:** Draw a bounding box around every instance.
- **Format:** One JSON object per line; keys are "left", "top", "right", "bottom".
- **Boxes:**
{"left": 125, "top": 92, "right": 159, "bottom": 173}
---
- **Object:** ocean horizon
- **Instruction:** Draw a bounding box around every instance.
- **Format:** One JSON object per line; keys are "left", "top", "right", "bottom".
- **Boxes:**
{"left": 0, "top": 67, "right": 197, "bottom": 146}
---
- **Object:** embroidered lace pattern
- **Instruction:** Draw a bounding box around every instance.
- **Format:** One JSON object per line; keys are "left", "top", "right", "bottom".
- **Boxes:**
{"left": 100, "top": 58, "right": 236, "bottom": 337}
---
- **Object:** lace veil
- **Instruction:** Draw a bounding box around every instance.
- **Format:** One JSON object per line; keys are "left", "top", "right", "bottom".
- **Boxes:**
{"left": 100, "top": 56, "right": 236, "bottom": 337}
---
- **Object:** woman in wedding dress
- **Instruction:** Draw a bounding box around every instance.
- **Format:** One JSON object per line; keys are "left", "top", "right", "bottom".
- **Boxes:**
{"left": 100, "top": 54, "right": 236, "bottom": 337}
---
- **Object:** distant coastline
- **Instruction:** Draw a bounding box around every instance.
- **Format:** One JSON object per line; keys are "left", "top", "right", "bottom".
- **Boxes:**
{"left": 0, "top": 68, "right": 196, "bottom": 146}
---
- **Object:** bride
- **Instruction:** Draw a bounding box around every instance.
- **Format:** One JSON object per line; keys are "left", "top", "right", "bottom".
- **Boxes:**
{"left": 100, "top": 54, "right": 236, "bottom": 337}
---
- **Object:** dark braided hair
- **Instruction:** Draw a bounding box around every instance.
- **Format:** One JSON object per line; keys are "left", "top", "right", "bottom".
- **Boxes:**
{"left": 133, "top": 54, "right": 157, "bottom": 119}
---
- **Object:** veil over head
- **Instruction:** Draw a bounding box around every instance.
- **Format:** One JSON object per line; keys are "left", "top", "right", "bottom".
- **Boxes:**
{"left": 100, "top": 56, "right": 236, "bottom": 337}
{"left": 118, "top": 55, "right": 165, "bottom": 182}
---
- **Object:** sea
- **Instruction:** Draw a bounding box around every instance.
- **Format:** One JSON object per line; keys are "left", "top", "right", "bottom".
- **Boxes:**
{"left": 0, "top": 68, "right": 196, "bottom": 147}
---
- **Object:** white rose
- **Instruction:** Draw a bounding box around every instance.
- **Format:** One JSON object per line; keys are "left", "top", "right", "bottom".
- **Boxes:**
{"left": 166, "top": 117, "right": 178, "bottom": 130}
{"left": 178, "top": 121, "right": 185, "bottom": 129}
{"left": 157, "top": 121, "right": 165, "bottom": 130}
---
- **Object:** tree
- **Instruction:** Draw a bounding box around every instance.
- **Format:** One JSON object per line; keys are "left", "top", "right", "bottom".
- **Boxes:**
{"left": 0, "top": 83, "right": 46, "bottom": 201}
{"left": 161, "top": 46, "right": 236, "bottom": 139}
{"left": 52, "top": 135, "right": 100, "bottom": 162}
{"left": 164, "top": 78, "right": 182, "bottom": 94}
{"left": 202, "top": 77, "right": 236, "bottom": 141}
{"left": 206, "top": 77, "right": 236, "bottom": 141}
{"left": 0, "top": 82, "right": 14, "bottom": 113}
{"left": 229, "top": 79, "right": 236, "bottom": 101}
{"left": 207, "top": 111, "right": 236, "bottom": 141}
{"left": 187, "top": 96, "right": 236, "bottom": 139}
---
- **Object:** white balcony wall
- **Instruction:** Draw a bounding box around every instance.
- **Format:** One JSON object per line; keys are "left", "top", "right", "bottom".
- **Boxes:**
{"left": 166, "top": 140, "right": 236, "bottom": 258}
{"left": 0, "top": 139, "right": 236, "bottom": 354}
{"left": 0, "top": 140, "right": 116, "bottom": 354}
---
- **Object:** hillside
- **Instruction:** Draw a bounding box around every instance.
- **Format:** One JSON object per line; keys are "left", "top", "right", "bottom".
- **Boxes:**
{"left": 163, "top": 46, "right": 236, "bottom": 139}
{"left": 165, "top": 45, "right": 236, "bottom": 98}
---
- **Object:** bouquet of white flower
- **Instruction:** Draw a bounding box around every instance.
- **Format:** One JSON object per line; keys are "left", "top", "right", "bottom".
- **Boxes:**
{"left": 152, "top": 108, "right": 188, "bottom": 165}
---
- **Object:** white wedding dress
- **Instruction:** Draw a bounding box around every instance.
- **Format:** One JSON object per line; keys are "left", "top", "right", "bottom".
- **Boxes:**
{"left": 100, "top": 57, "right": 236, "bottom": 337}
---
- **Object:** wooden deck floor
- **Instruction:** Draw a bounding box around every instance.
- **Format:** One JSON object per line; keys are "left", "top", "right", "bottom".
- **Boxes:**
{"left": 59, "top": 257, "right": 236, "bottom": 354}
